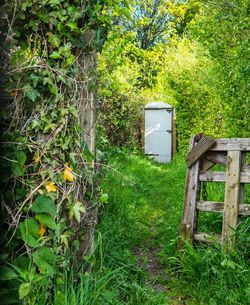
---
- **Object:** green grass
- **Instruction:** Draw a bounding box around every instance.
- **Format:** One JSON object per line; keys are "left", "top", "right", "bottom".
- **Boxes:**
{"left": 96, "top": 148, "right": 250, "bottom": 305}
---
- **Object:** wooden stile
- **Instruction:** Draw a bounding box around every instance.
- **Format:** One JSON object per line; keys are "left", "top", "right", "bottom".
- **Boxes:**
{"left": 178, "top": 136, "right": 250, "bottom": 250}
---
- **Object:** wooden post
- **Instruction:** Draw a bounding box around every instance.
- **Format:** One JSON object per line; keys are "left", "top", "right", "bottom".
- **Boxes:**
{"left": 172, "top": 108, "right": 177, "bottom": 155}
{"left": 178, "top": 136, "right": 200, "bottom": 248}
{"left": 222, "top": 151, "right": 241, "bottom": 247}
{"left": 81, "top": 90, "right": 96, "bottom": 156}
{"left": 140, "top": 111, "right": 145, "bottom": 151}
{"left": 77, "top": 53, "right": 97, "bottom": 262}
{"left": 239, "top": 153, "right": 246, "bottom": 205}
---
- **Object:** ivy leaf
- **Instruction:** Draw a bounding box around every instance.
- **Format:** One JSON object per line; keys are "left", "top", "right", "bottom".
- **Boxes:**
{"left": 66, "top": 54, "right": 76, "bottom": 65}
{"left": 16, "top": 151, "right": 26, "bottom": 165}
{"left": 31, "top": 196, "right": 56, "bottom": 217}
{"left": 47, "top": 33, "right": 61, "bottom": 48}
{"left": 48, "top": 0, "right": 62, "bottom": 5}
{"left": 19, "top": 283, "right": 31, "bottom": 299}
{"left": 11, "top": 151, "right": 27, "bottom": 177}
{"left": 43, "top": 122, "right": 57, "bottom": 132}
{"left": 35, "top": 213, "right": 57, "bottom": 230}
{"left": 50, "top": 51, "right": 61, "bottom": 59}
{"left": 100, "top": 193, "right": 109, "bottom": 203}
{"left": 30, "top": 119, "right": 40, "bottom": 130}
{"left": 11, "top": 163, "right": 24, "bottom": 177}
{"left": 19, "top": 218, "right": 40, "bottom": 248}
{"left": 29, "top": 73, "right": 40, "bottom": 88}
{"left": 23, "top": 84, "right": 40, "bottom": 102}
{"left": 66, "top": 22, "right": 78, "bottom": 31}
{"left": 32, "top": 247, "right": 55, "bottom": 275}
{"left": 48, "top": 84, "right": 58, "bottom": 95}
{"left": 67, "top": 6, "right": 82, "bottom": 21}
{"left": 69, "top": 201, "right": 86, "bottom": 223}
{"left": 60, "top": 230, "right": 72, "bottom": 248}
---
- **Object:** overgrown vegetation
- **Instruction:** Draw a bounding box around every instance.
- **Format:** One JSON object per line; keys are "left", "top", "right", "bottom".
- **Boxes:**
{"left": 0, "top": 0, "right": 249, "bottom": 304}
{"left": 99, "top": 149, "right": 250, "bottom": 304}
{"left": 98, "top": 0, "right": 250, "bottom": 149}
{"left": 0, "top": 0, "right": 131, "bottom": 303}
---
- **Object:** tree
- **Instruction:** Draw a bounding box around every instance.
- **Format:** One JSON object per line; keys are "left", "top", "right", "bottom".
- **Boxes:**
{"left": 121, "top": 0, "right": 193, "bottom": 49}
{"left": 189, "top": 0, "right": 250, "bottom": 137}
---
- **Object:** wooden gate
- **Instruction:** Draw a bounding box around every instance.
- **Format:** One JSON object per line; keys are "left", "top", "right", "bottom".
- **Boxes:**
{"left": 178, "top": 136, "right": 250, "bottom": 248}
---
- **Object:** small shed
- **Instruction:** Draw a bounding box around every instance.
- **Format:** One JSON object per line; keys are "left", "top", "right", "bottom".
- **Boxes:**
{"left": 143, "top": 101, "right": 174, "bottom": 163}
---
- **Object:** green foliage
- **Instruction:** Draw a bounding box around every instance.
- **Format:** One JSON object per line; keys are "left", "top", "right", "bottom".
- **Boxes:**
{"left": 0, "top": 0, "right": 133, "bottom": 304}
{"left": 31, "top": 196, "right": 56, "bottom": 217}
{"left": 35, "top": 213, "right": 57, "bottom": 230}
{"left": 98, "top": 0, "right": 249, "bottom": 151}
{"left": 189, "top": 0, "right": 250, "bottom": 137}
{"left": 174, "top": 237, "right": 250, "bottom": 305}
{"left": 19, "top": 218, "right": 40, "bottom": 248}
{"left": 32, "top": 247, "right": 55, "bottom": 276}
{"left": 158, "top": 39, "right": 225, "bottom": 149}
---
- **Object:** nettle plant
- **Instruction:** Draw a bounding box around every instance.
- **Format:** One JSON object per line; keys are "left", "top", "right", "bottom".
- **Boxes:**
{"left": 0, "top": 0, "right": 130, "bottom": 303}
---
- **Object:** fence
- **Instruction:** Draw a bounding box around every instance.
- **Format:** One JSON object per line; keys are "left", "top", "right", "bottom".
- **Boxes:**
{"left": 178, "top": 136, "right": 250, "bottom": 248}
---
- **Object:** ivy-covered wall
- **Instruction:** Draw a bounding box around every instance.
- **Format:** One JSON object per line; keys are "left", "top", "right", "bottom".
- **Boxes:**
{"left": 0, "top": 0, "right": 130, "bottom": 303}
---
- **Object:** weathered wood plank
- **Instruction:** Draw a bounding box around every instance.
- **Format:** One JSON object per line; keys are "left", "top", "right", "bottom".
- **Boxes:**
{"left": 241, "top": 172, "right": 250, "bottom": 183}
{"left": 239, "top": 204, "right": 250, "bottom": 216}
{"left": 222, "top": 151, "right": 241, "bottom": 247}
{"left": 199, "top": 171, "right": 226, "bottom": 182}
{"left": 181, "top": 137, "right": 195, "bottom": 225}
{"left": 194, "top": 233, "right": 221, "bottom": 243}
{"left": 243, "top": 164, "right": 250, "bottom": 172}
{"left": 203, "top": 151, "right": 227, "bottom": 165}
{"left": 197, "top": 201, "right": 224, "bottom": 213}
{"left": 211, "top": 138, "right": 250, "bottom": 151}
{"left": 188, "top": 160, "right": 200, "bottom": 235}
{"left": 200, "top": 159, "right": 215, "bottom": 171}
{"left": 178, "top": 136, "right": 197, "bottom": 248}
{"left": 197, "top": 201, "right": 250, "bottom": 216}
{"left": 199, "top": 171, "right": 250, "bottom": 183}
{"left": 186, "top": 136, "right": 216, "bottom": 168}
{"left": 239, "top": 153, "right": 246, "bottom": 205}
{"left": 201, "top": 151, "right": 227, "bottom": 171}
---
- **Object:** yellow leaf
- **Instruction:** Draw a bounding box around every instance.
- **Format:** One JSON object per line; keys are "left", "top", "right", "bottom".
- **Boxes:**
{"left": 46, "top": 182, "right": 57, "bottom": 193}
{"left": 63, "top": 165, "right": 74, "bottom": 182}
{"left": 34, "top": 155, "right": 41, "bottom": 164}
{"left": 39, "top": 224, "right": 45, "bottom": 238}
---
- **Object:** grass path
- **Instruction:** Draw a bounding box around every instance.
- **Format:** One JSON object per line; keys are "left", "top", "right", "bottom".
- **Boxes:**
{"left": 98, "top": 149, "right": 191, "bottom": 304}
{"left": 98, "top": 149, "right": 250, "bottom": 305}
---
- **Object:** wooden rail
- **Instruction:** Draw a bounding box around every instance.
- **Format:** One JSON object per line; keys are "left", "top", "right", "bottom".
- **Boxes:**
{"left": 178, "top": 136, "right": 250, "bottom": 249}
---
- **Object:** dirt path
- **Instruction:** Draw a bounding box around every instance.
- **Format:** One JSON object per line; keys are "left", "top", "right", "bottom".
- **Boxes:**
{"left": 133, "top": 240, "right": 190, "bottom": 305}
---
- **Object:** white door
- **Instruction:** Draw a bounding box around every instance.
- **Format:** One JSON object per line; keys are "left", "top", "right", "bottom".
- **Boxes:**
{"left": 144, "top": 109, "right": 172, "bottom": 163}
